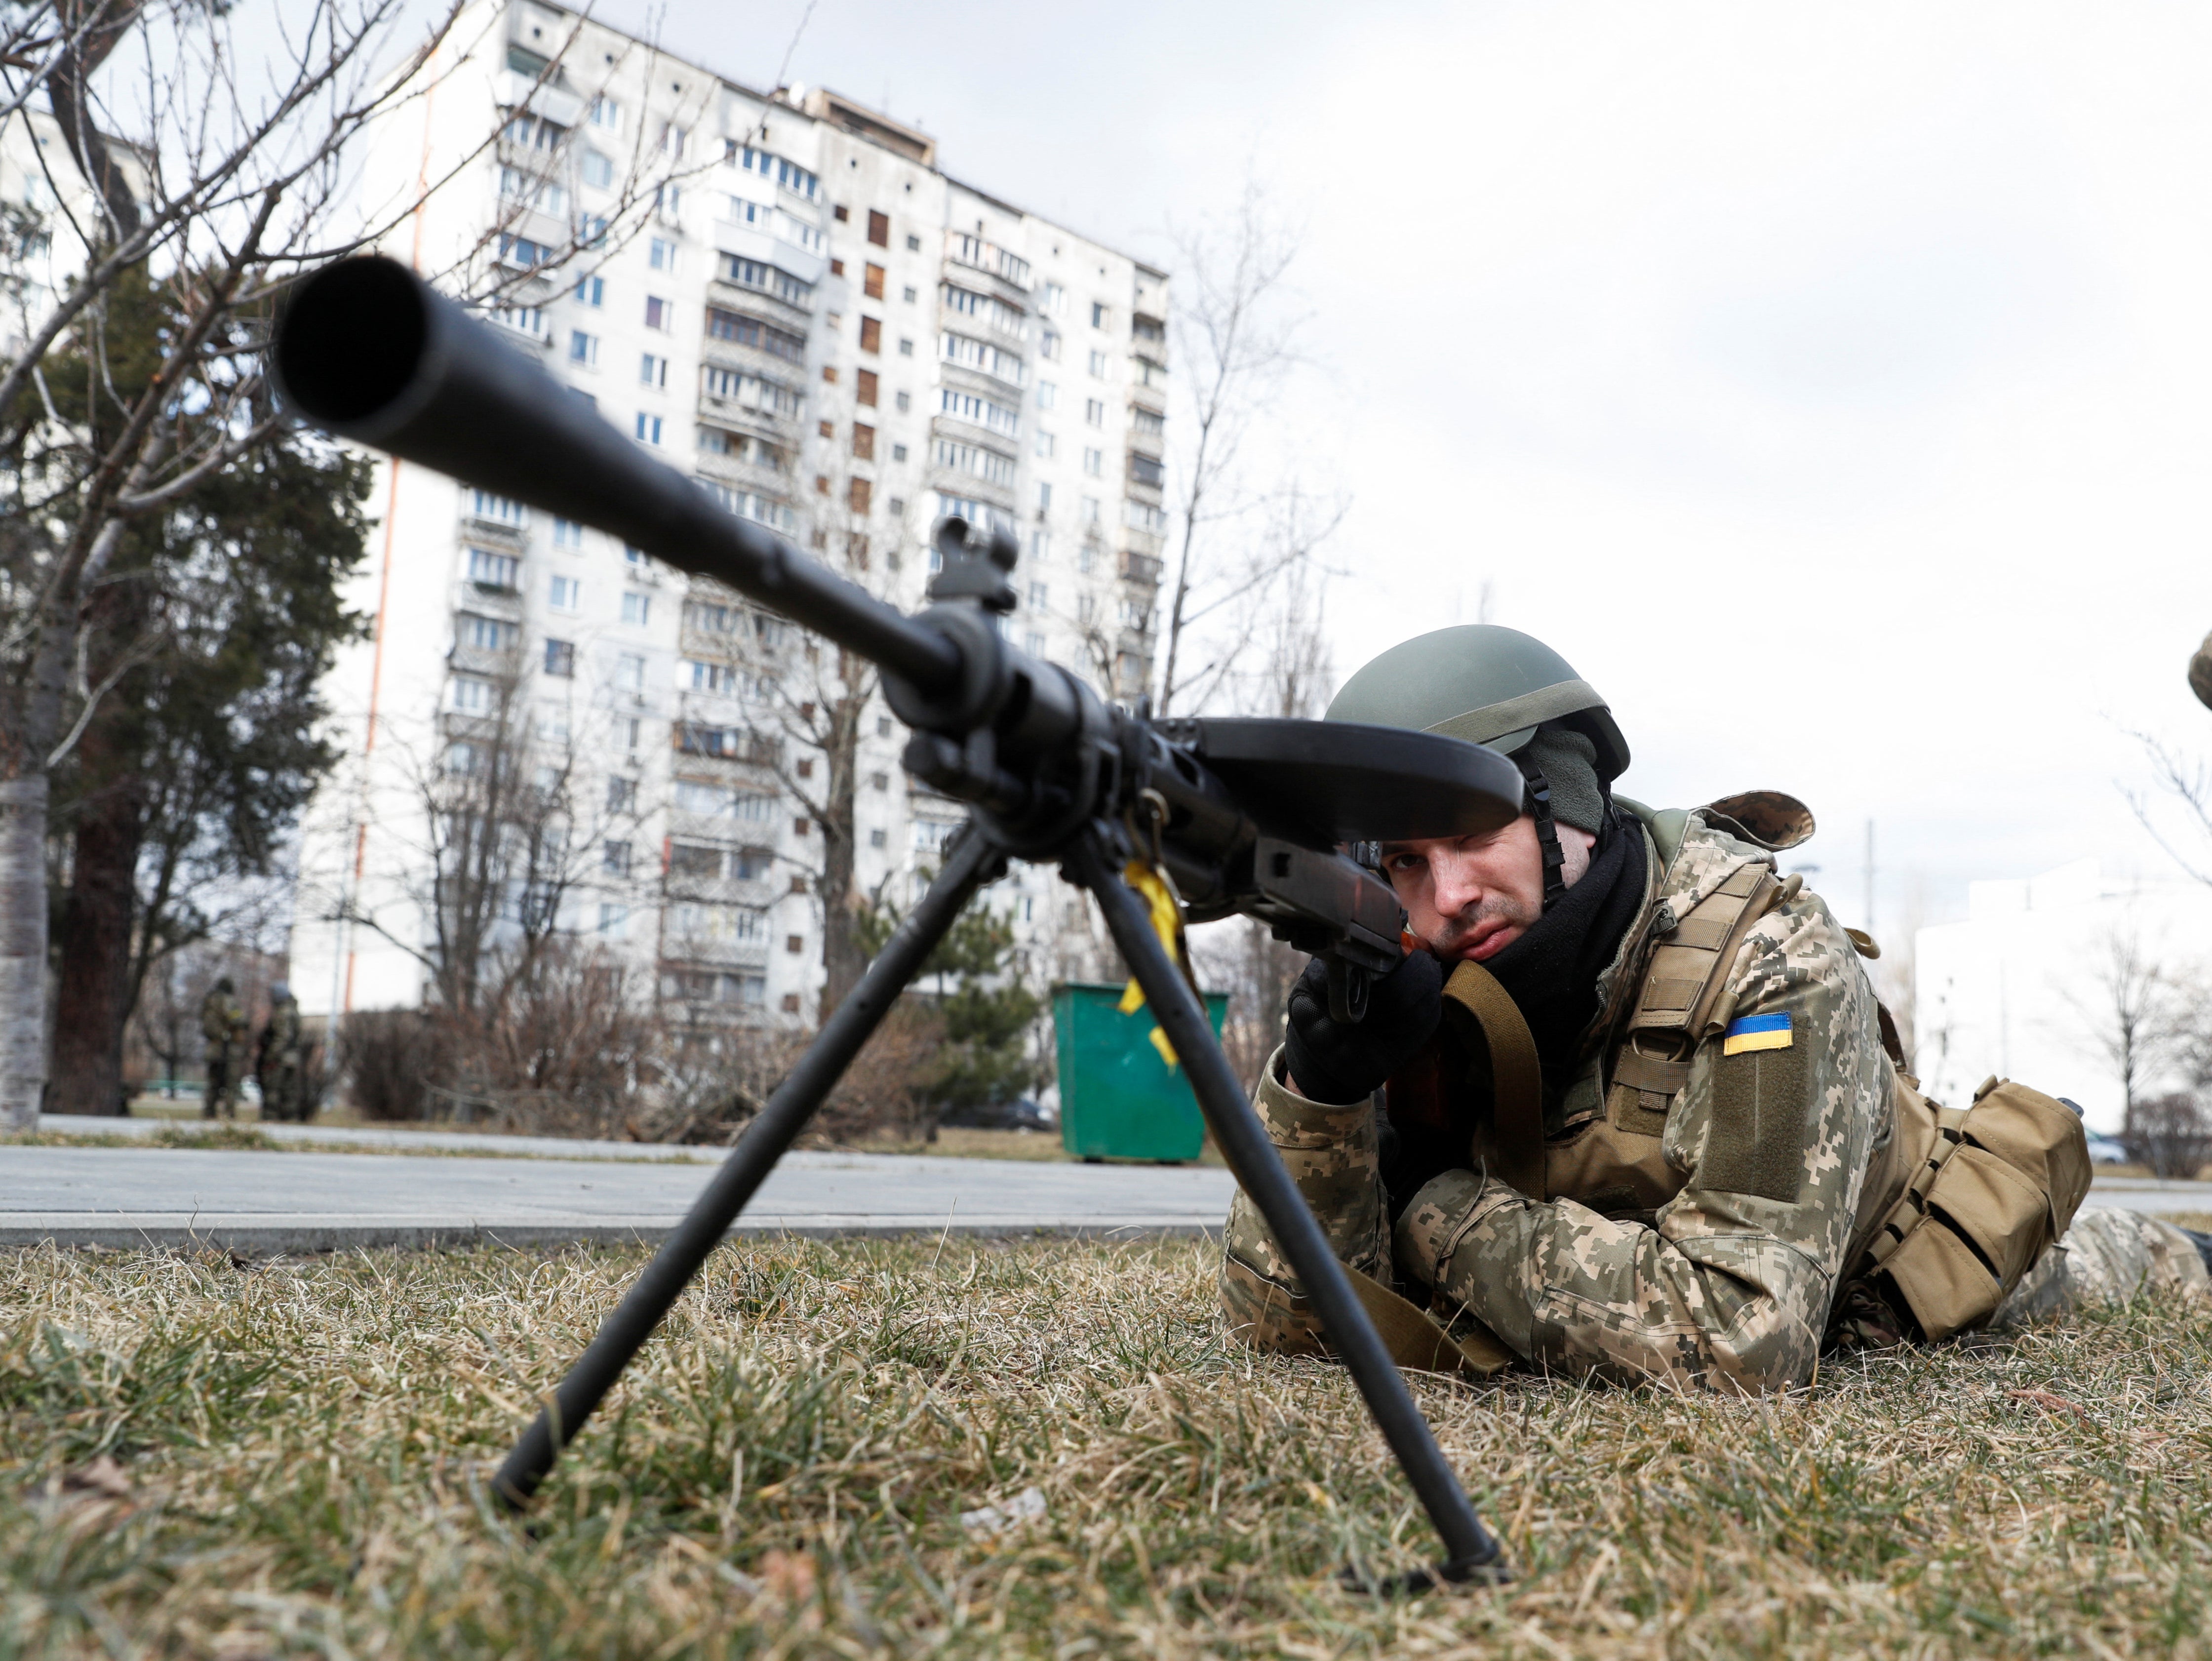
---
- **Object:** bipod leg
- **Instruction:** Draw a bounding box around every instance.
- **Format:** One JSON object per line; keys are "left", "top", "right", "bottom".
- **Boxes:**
{"left": 492, "top": 823, "right": 1005, "bottom": 1509}
{"left": 1070, "top": 833, "right": 1508, "bottom": 1591}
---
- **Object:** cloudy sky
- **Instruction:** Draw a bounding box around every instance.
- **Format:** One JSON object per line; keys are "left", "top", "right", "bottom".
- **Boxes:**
{"left": 616, "top": 2, "right": 2212, "bottom": 934}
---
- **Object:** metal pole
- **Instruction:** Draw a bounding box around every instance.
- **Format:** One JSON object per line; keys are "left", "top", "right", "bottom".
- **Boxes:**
{"left": 493, "top": 825, "right": 1004, "bottom": 1507}
{"left": 1073, "top": 835, "right": 1507, "bottom": 1585}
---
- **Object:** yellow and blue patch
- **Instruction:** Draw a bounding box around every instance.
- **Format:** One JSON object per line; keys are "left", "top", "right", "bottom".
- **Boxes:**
{"left": 1722, "top": 1012, "right": 1793, "bottom": 1056}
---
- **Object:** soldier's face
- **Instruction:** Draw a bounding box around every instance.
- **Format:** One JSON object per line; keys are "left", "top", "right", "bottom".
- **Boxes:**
{"left": 1381, "top": 814, "right": 1593, "bottom": 963}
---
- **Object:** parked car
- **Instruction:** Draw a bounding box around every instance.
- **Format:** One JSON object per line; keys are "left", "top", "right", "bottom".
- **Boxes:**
{"left": 2085, "top": 1134, "right": 2129, "bottom": 1165}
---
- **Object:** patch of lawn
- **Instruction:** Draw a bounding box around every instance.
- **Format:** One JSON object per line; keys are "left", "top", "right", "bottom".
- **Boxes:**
{"left": 1, "top": 1237, "right": 2207, "bottom": 1657}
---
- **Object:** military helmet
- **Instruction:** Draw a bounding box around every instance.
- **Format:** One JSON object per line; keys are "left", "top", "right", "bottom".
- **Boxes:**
{"left": 214, "top": 975, "right": 236, "bottom": 993}
{"left": 1325, "top": 624, "right": 1629, "bottom": 780}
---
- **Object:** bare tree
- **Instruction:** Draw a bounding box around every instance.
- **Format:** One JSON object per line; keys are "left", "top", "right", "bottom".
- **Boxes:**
{"left": 1152, "top": 182, "right": 1341, "bottom": 717}
{"left": 0, "top": 0, "right": 484, "bottom": 1128}
{"left": 1191, "top": 560, "right": 1333, "bottom": 1090}
{"left": 2062, "top": 926, "right": 2173, "bottom": 1122}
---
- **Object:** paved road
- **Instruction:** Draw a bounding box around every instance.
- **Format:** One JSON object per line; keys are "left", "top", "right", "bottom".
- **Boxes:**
{"left": 0, "top": 1143, "right": 1240, "bottom": 1253}
{"left": 3, "top": 1136, "right": 2203, "bottom": 1256}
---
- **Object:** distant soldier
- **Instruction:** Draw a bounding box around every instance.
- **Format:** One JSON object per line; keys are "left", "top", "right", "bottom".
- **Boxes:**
{"left": 255, "top": 982, "right": 307, "bottom": 1124}
{"left": 199, "top": 976, "right": 247, "bottom": 1120}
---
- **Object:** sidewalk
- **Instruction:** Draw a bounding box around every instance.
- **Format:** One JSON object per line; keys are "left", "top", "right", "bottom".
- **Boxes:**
{"left": 1, "top": 1138, "right": 1240, "bottom": 1253}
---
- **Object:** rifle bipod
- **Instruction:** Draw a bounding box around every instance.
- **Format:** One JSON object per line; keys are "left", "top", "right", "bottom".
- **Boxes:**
{"left": 487, "top": 817, "right": 1507, "bottom": 1592}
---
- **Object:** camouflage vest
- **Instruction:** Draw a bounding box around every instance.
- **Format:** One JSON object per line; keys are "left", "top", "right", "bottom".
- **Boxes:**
{"left": 1425, "top": 791, "right": 2088, "bottom": 1342}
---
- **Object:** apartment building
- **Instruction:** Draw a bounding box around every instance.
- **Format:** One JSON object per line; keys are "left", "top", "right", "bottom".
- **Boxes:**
{"left": 288, "top": 0, "right": 1171, "bottom": 1030}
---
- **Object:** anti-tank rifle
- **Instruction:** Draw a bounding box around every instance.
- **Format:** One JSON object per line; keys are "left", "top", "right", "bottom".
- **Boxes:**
{"left": 270, "top": 257, "right": 1524, "bottom": 1590}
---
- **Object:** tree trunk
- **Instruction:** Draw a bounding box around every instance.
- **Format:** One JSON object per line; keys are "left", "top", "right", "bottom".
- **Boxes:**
{"left": 0, "top": 777, "right": 48, "bottom": 1128}
{"left": 816, "top": 685, "right": 867, "bottom": 1023}
{"left": 48, "top": 767, "right": 148, "bottom": 1115}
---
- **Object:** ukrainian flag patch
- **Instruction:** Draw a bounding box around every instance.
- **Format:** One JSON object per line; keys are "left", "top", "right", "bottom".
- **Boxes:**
{"left": 1722, "top": 1012, "right": 1793, "bottom": 1056}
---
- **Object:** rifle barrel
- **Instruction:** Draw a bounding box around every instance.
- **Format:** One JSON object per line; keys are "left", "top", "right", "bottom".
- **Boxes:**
{"left": 271, "top": 256, "right": 962, "bottom": 695}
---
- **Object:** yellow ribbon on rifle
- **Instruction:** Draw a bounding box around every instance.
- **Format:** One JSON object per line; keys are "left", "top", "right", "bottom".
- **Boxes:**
{"left": 1118, "top": 858, "right": 1193, "bottom": 1069}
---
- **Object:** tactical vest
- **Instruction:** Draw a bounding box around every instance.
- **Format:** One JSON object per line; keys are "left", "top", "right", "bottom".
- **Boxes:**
{"left": 1381, "top": 792, "right": 2090, "bottom": 1373}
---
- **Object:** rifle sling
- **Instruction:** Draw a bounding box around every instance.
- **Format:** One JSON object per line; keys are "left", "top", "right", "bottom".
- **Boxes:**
{"left": 1442, "top": 960, "right": 1545, "bottom": 1200}
{"left": 1344, "top": 1264, "right": 1514, "bottom": 1379}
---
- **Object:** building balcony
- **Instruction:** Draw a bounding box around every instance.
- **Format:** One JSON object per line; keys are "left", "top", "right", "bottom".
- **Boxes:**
{"left": 454, "top": 578, "right": 525, "bottom": 618}
{"left": 449, "top": 641, "right": 524, "bottom": 677}
{"left": 706, "top": 269, "right": 813, "bottom": 326}
{"left": 1127, "top": 381, "right": 1167, "bottom": 417}
{"left": 657, "top": 934, "right": 772, "bottom": 971}
{"left": 693, "top": 446, "right": 792, "bottom": 497}
{"left": 1119, "top": 551, "right": 1162, "bottom": 588}
{"left": 924, "top": 466, "right": 1018, "bottom": 514}
{"left": 943, "top": 231, "right": 1031, "bottom": 298}
{"left": 459, "top": 509, "right": 528, "bottom": 547}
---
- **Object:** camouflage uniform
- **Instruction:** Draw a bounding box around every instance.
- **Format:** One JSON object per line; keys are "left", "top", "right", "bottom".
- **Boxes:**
{"left": 1223, "top": 804, "right": 2208, "bottom": 1393}
{"left": 200, "top": 982, "right": 247, "bottom": 1120}
{"left": 256, "top": 990, "right": 306, "bottom": 1123}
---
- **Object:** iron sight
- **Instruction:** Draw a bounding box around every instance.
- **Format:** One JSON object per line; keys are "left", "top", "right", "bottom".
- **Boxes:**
{"left": 271, "top": 255, "right": 1524, "bottom": 1591}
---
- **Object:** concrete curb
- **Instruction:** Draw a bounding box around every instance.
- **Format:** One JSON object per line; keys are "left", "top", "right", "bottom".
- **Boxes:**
{"left": 1, "top": 1218, "right": 1222, "bottom": 1255}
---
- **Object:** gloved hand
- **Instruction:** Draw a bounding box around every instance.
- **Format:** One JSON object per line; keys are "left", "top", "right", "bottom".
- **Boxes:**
{"left": 1280, "top": 949, "right": 1443, "bottom": 1105}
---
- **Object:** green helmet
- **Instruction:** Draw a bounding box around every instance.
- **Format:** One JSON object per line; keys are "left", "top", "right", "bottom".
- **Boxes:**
{"left": 1325, "top": 624, "right": 1629, "bottom": 781}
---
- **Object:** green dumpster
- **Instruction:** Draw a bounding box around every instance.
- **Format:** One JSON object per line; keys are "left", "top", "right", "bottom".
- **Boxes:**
{"left": 1052, "top": 980, "right": 1228, "bottom": 1163}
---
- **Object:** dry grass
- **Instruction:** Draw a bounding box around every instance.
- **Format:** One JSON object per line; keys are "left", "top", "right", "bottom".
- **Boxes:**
{"left": 3, "top": 1236, "right": 2209, "bottom": 1659}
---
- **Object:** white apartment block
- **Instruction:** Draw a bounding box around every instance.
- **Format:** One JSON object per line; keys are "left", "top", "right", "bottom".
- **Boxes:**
{"left": 289, "top": 0, "right": 1171, "bottom": 1029}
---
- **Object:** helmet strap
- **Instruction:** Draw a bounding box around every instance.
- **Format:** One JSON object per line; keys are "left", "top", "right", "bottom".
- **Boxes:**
{"left": 1514, "top": 752, "right": 1569, "bottom": 910}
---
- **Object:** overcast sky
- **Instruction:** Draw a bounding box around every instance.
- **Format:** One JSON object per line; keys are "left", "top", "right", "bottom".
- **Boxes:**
{"left": 602, "top": 2, "right": 2212, "bottom": 934}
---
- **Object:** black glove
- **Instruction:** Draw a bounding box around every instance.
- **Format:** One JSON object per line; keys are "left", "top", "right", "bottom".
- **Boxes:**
{"left": 1281, "top": 950, "right": 1443, "bottom": 1105}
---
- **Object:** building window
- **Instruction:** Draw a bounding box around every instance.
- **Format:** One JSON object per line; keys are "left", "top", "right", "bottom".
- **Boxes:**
{"left": 617, "top": 653, "right": 645, "bottom": 690}
{"left": 864, "top": 262, "right": 885, "bottom": 299}
{"left": 649, "top": 237, "right": 676, "bottom": 272}
{"left": 1088, "top": 349, "right": 1108, "bottom": 378}
{"left": 1036, "top": 381, "right": 1057, "bottom": 411}
{"left": 1085, "top": 397, "right": 1105, "bottom": 427}
{"left": 579, "top": 148, "right": 613, "bottom": 190}
{"left": 1027, "top": 581, "right": 1048, "bottom": 608}
{"left": 640, "top": 353, "right": 667, "bottom": 387}
{"left": 598, "top": 903, "right": 628, "bottom": 938}
{"left": 897, "top": 337, "right": 914, "bottom": 356}
{"left": 1034, "top": 430, "right": 1054, "bottom": 459}
{"left": 1041, "top": 281, "right": 1065, "bottom": 315}
{"left": 891, "top": 443, "right": 908, "bottom": 463}
{"left": 786, "top": 934, "right": 804, "bottom": 954}
{"left": 1083, "top": 446, "right": 1103, "bottom": 476}
{"left": 1078, "top": 547, "right": 1096, "bottom": 576}
{"left": 645, "top": 295, "right": 670, "bottom": 330}
{"left": 867, "top": 209, "right": 889, "bottom": 246}
{"left": 659, "top": 121, "right": 687, "bottom": 158}
{"left": 1131, "top": 406, "right": 1164, "bottom": 440}
{"left": 1024, "top": 631, "right": 1046, "bottom": 657}
{"left": 1040, "top": 329, "right": 1060, "bottom": 362}
{"left": 869, "top": 828, "right": 887, "bottom": 848}
{"left": 544, "top": 638, "right": 575, "bottom": 677}
{"left": 451, "top": 676, "right": 492, "bottom": 713}
{"left": 859, "top": 316, "right": 881, "bottom": 354}
{"left": 848, "top": 477, "right": 872, "bottom": 514}
{"left": 635, "top": 412, "right": 663, "bottom": 444}
{"left": 603, "top": 840, "right": 632, "bottom": 875}
{"left": 467, "top": 547, "right": 520, "bottom": 590}
{"left": 1081, "top": 496, "right": 1101, "bottom": 524}
{"left": 1036, "top": 481, "right": 1051, "bottom": 512}
{"left": 575, "top": 275, "right": 604, "bottom": 307}
{"left": 852, "top": 423, "right": 875, "bottom": 460}
{"left": 1030, "top": 528, "right": 1050, "bottom": 561}
{"left": 902, "top": 284, "right": 917, "bottom": 303}
{"left": 1129, "top": 452, "right": 1165, "bottom": 489}
{"left": 856, "top": 368, "right": 878, "bottom": 407}
{"left": 589, "top": 94, "right": 621, "bottom": 130}
{"left": 553, "top": 517, "right": 583, "bottom": 549}
{"left": 1091, "top": 301, "right": 1108, "bottom": 328}
{"left": 905, "top": 233, "right": 921, "bottom": 251}
{"left": 622, "top": 591, "right": 651, "bottom": 626}
{"left": 550, "top": 574, "right": 580, "bottom": 610}
{"left": 568, "top": 330, "right": 598, "bottom": 365}
{"left": 459, "top": 613, "right": 516, "bottom": 650}
{"left": 893, "top": 389, "right": 910, "bottom": 413}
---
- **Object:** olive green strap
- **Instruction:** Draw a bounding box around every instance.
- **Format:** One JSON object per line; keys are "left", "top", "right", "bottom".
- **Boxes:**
{"left": 1344, "top": 1265, "right": 1514, "bottom": 1379}
{"left": 1443, "top": 960, "right": 1545, "bottom": 1199}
